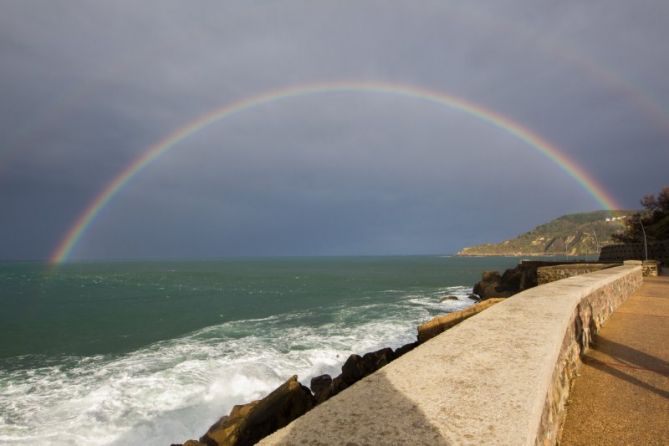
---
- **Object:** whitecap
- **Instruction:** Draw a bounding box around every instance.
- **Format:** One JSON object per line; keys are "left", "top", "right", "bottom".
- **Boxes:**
{"left": 0, "top": 284, "right": 472, "bottom": 446}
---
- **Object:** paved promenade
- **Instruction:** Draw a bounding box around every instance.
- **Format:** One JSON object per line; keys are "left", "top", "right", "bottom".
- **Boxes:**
{"left": 560, "top": 275, "right": 669, "bottom": 446}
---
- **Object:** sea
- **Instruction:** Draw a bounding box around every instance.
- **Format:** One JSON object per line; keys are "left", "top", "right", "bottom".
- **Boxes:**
{"left": 0, "top": 256, "right": 524, "bottom": 445}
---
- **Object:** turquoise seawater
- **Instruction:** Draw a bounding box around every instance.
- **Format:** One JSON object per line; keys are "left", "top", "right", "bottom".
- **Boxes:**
{"left": 0, "top": 256, "right": 522, "bottom": 445}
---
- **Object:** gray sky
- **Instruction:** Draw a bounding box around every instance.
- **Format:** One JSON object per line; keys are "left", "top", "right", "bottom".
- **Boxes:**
{"left": 1, "top": 0, "right": 667, "bottom": 260}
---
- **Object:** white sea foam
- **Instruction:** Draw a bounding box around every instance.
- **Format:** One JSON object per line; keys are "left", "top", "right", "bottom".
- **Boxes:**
{"left": 0, "top": 286, "right": 472, "bottom": 446}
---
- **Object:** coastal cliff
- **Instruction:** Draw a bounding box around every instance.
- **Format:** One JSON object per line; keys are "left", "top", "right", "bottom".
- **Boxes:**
{"left": 458, "top": 210, "right": 634, "bottom": 256}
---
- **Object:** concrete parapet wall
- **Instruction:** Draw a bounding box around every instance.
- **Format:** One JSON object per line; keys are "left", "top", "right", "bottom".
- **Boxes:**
{"left": 260, "top": 265, "right": 643, "bottom": 446}
{"left": 417, "top": 298, "right": 504, "bottom": 343}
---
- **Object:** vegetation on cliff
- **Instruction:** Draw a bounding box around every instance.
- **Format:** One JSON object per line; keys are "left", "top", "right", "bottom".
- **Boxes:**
{"left": 612, "top": 186, "right": 669, "bottom": 243}
{"left": 458, "top": 210, "right": 636, "bottom": 256}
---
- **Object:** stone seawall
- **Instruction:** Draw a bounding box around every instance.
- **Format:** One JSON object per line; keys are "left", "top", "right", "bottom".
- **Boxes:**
{"left": 599, "top": 240, "right": 668, "bottom": 266}
{"left": 536, "top": 263, "right": 615, "bottom": 285}
{"left": 535, "top": 262, "right": 642, "bottom": 446}
{"left": 260, "top": 264, "right": 643, "bottom": 445}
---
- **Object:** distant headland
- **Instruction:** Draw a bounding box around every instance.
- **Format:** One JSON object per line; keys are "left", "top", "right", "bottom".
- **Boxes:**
{"left": 457, "top": 210, "right": 635, "bottom": 257}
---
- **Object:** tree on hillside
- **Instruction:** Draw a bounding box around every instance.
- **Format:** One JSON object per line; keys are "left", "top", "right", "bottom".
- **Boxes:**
{"left": 612, "top": 186, "right": 669, "bottom": 243}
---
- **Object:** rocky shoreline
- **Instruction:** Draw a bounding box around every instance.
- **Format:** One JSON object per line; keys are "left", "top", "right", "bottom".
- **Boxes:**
{"left": 172, "top": 340, "right": 421, "bottom": 446}
{"left": 456, "top": 210, "right": 633, "bottom": 257}
{"left": 172, "top": 297, "right": 504, "bottom": 446}
{"left": 471, "top": 259, "right": 617, "bottom": 299}
{"left": 172, "top": 260, "right": 586, "bottom": 446}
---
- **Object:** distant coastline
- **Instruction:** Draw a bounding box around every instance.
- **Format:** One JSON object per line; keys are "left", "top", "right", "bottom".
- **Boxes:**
{"left": 457, "top": 210, "right": 634, "bottom": 257}
{"left": 456, "top": 252, "right": 597, "bottom": 257}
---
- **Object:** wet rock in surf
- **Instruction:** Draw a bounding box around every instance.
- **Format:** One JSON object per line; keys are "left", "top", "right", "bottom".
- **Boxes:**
{"left": 179, "top": 345, "right": 415, "bottom": 444}
{"left": 315, "top": 347, "right": 400, "bottom": 404}
{"left": 197, "top": 375, "right": 315, "bottom": 446}
{"left": 341, "top": 348, "right": 395, "bottom": 386}
{"left": 472, "top": 261, "right": 557, "bottom": 299}
{"left": 473, "top": 271, "right": 507, "bottom": 299}
{"left": 330, "top": 375, "right": 346, "bottom": 395}
{"left": 310, "top": 374, "right": 333, "bottom": 404}
{"left": 439, "top": 295, "right": 460, "bottom": 302}
{"left": 333, "top": 347, "right": 397, "bottom": 393}
{"left": 364, "top": 347, "right": 395, "bottom": 370}
{"left": 393, "top": 341, "right": 418, "bottom": 357}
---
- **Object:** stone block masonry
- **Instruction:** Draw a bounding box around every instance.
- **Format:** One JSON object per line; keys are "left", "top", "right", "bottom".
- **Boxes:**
{"left": 559, "top": 275, "right": 669, "bottom": 445}
{"left": 599, "top": 240, "right": 668, "bottom": 266}
{"left": 536, "top": 263, "right": 615, "bottom": 285}
{"left": 642, "top": 260, "right": 660, "bottom": 276}
{"left": 624, "top": 259, "right": 662, "bottom": 277}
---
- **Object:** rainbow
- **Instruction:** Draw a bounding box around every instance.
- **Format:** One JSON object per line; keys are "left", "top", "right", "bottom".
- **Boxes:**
{"left": 50, "top": 81, "right": 621, "bottom": 264}
{"left": 5, "top": 16, "right": 669, "bottom": 177}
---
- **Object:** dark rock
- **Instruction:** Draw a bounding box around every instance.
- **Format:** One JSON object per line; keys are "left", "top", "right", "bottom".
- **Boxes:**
{"left": 340, "top": 354, "right": 366, "bottom": 385}
{"left": 363, "top": 347, "right": 395, "bottom": 369}
{"left": 340, "top": 348, "right": 395, "bottom": 387}
{"left": 473, "top": 271, "right": 506, "bottom": 299}
{"left": 499, "top": 267, "right": 523, "bottom": 293}
{"left": 199, "top": 375, "right": 315, "bottom": 446}
{"left": 310, "top": 374, "right": 333, "bottom": 404}
{"left": 481, "top": 270, "right": 502, "bottom": 282}
{"left": 190, "top": 344, "right": 406, "bottom": 446}
{"left": 472, "top": 261, "right": 579, "bottom": 300}
{"left": 316, "top": 347, "right": 399, "bottom": 403}
{"left": 394, "top": 341, "right": 419, "bottom": 357}
{"left": 467, "top": 293, "right": 481, "bottom": 302}
{"left": 439, "top": 295, "right": 460, "bottom": 302}
{"left": 330, "top": 375, "right": 346, "bottom": 394}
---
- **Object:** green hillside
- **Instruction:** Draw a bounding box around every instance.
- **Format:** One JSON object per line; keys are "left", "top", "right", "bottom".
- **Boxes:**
{"left": 458, "top": 210, "right": 636, "bottom": 257}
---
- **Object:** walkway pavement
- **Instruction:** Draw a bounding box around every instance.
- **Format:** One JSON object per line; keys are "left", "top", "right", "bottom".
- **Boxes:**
{"left": 560, "top": 275, "right": 669, "bottom": 446}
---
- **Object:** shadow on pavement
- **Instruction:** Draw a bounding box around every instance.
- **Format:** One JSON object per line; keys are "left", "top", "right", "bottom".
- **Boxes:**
{"left": 593, "top": 336, "right": 669, "bottom": 375}
{"left": 258, "top": 369, "right": 453, "bottom": 445}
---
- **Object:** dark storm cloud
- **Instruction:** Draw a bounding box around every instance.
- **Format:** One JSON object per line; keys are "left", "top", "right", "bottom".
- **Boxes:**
{"left": 1, "top": 0, "right": 667, "bottom": 260}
